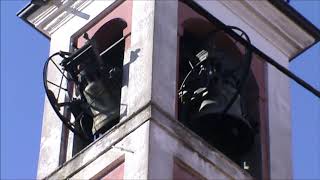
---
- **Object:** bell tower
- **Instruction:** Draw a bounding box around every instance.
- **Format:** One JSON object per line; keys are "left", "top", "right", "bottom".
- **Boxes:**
{"left": 17, "top": 0, "right": 320, "bottom": 179}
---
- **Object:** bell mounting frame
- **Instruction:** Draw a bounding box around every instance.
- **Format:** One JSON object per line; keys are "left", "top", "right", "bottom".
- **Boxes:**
{"left": 179, "top": 25, "right": 253, "bottom": 116}
{"left": 43, "top": 32, "right": 131, "bottom": 141}
{"left": 43, "top": 51, "right": 92, "bottom": 140}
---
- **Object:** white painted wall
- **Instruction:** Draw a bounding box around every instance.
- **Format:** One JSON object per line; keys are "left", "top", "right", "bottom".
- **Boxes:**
{"left": 37, "top": 1, "right": 117, "bottom": 178}
{"left": 38, "top": 0, "right": 159, "bottom": 178}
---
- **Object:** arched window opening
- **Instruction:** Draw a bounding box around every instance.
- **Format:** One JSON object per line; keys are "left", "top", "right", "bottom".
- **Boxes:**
{"left": 56, "top": 18, "right": 128, "bottom": 155}
{"left": 178, "top": 16, "right": 262, "bottom": 178}
{"left": 87, "top": 18, "right": 127, "bottom": 136}
{"left": 43, "top": 1, "right": 133, "bottom": 163}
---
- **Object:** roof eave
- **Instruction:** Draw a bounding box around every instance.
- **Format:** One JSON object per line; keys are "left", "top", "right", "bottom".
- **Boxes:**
{"left": 16, "top": 3, "right": 50, "bottom": 39}
{"left": 269, "top": 0, "right": 320, "bottom": 61}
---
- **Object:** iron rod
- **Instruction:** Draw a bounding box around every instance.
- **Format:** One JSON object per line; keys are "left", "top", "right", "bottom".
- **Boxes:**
{"left": 184, "top": 0, "right": 320, "bottom": 98}
{"left": 47, "top": 80, "right": 68, "bottom": 91}
{"left": 50, "top": 59, "right": 72, "bottom": 81}
{"left": 100, "top": 32, "right": 131, "bottom": 57}
{"left": 57, "top": 69, "right": 65, "bottom": 100}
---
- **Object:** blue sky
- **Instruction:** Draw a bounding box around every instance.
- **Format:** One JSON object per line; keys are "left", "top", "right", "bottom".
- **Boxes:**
{"left": 1, "top": 0, "right": 319, "bottom": 179}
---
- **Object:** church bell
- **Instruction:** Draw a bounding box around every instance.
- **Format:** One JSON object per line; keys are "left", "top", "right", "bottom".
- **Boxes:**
{"left": 179, "top": 29, "right": 254, "bottom": 158}
{"left": 59, "top": 40, "right": 121, "bottom": 137}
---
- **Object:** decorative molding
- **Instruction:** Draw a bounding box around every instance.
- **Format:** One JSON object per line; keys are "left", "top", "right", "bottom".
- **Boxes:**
{"left": 27, "top": 0, "right": 94, "bottom": 36}
{"left": 219, "top": 0, "right": 315, "bottom": 58}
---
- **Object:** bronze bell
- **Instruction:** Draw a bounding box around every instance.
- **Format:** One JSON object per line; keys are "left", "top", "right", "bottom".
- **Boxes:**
{"left": 62, "top": 42, "right": 121, "bottom": 137}
{"left": 179, "top": 32, "right": 254, "bottom": 158}
{"left": 188, "top": 60, "right": 254, "bottom": 157}
{"left": 83, "top": 78, "right": 119, "bottom": 135}
{"left": 77, "top": 45, "right": 120, "bottom": 136}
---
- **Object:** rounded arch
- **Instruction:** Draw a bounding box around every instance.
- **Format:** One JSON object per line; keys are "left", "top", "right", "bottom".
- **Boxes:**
{"left": 182, "top": 18, "right": 215, "bottom": 38}
{"left": 91, "top": 18, "right": 127, "bottom": 53}
{"left": 178, "top": 17, "right": 261, "bottom": 163}
{"left": 181, "top": 18, "right": 242, "bottom": 60}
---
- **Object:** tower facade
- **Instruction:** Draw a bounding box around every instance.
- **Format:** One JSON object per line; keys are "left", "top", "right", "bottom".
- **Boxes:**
{"left": 17, "top": 0, "right": 320, "bottom": 179}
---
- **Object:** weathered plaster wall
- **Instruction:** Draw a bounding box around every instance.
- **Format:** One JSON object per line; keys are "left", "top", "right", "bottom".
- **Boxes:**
{"left": 121, "top": 0, "right": 155, "bottom": 120}
{"left": 37, "top": 1, "right": 117, "bottom": 178}
{"left": 38, "top": 0, "right": 157, "bottom": 178}
{"left": 70, "top": 120, "right": 151, "bottom": 179}
{"left": 45, "top": 106, "right": 151, "bottom": 179}
{"left": 148, "top": 106, "right": 252, "bottom": 180}
{"left": 151, "top": 0, "right": 178, "bottom": 118}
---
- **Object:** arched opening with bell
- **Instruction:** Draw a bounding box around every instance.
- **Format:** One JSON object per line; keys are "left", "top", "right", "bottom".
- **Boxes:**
{"left": 177, "top": 1, "right": 268, "bottom": 178}
{"left": 43, "top": 0, "right": 133, "bottom": 160}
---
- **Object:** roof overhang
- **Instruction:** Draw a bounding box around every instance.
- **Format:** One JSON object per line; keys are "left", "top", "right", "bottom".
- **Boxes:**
{"left": 269, "top": 0, "right": 320, "bottom": 60}
{"left": 17, "top": 0, "right": 94, "bottom": 40}
{"left": 213, "top": 0, "right": 320, "bottom": 60}
{"left": 17, "top": 0, "right": 320, "bottom": 60}
{"left": 17, "top": 2, "right": 50, "bottom": 39}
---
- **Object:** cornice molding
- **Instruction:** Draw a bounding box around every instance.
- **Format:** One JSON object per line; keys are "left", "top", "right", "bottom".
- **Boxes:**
{"left": 219, "top": 0, "right": 315, "bottom": 58}
{"left": 27, "top": 0, "right": 94, "bottom": 36}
